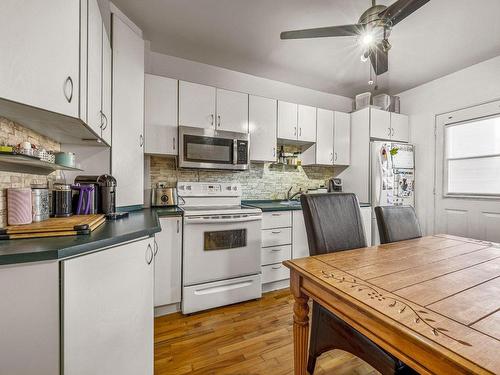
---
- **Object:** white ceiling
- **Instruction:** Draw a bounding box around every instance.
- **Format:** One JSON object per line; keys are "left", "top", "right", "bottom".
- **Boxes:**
{"left": 112, "top": 0, "right": 500, "bottom": 97}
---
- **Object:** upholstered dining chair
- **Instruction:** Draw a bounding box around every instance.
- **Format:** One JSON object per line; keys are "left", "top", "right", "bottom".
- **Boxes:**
{"left": 374, "top": 206, "right": 422, "bottom": 244}
{"left": 300, "top": 193, "right": 416, "bottom": 375}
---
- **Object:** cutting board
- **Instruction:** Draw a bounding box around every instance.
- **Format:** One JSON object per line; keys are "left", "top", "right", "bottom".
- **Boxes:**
{"left": 0, "top": 214, "right": 106, "bottom": 240}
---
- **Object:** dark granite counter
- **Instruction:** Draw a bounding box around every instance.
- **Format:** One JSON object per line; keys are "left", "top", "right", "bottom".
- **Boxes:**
{"left": 243, "top": 200, "right": 371, "bottom": 212}
{"left": 0, "top": 207, "right": 183, "bottom": 265}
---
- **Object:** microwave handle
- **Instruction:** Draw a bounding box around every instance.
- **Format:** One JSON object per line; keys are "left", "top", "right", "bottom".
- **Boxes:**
{"left": 233, "top": 139, "right": 238, "bottom": 165}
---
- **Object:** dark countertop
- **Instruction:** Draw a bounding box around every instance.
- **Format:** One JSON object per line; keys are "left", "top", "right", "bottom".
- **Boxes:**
{"left": 0, "top": 207, "right": 183, "bottom": 266}
{"left": 243, "top": 200, "right": 371, "bottom": 212}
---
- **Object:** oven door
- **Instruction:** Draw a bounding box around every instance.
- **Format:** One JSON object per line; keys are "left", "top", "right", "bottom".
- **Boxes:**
{"left": 178, "top": 126, "right": 249, "bottom": 170}
{"left": 183, "top": 213, "right": 262, "bottom": 286}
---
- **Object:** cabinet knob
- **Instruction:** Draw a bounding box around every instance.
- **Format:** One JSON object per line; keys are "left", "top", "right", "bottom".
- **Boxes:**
{"left": 145, "top": 244, "right": 154, "bottom": 265}
{"left": 210, "top": 114, "right": 214, "bottom": 127}
{"left": 217, "top": 115, "right": 221, "bottom": 128}
{"left": 63, "top": 76, "right": 73, "bottom": 103}
{"left": 139, "top": 134, "right": 144, "bottom": 147}
{"left": 153, "top": 240, "right": 158, "bottom": 256}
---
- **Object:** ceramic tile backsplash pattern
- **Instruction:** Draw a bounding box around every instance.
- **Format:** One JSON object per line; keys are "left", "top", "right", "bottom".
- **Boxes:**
{"left": 149, "top": 156, "right": 334, "bottom": 200}
{"left": 0, "top": 117, "right": 60, "bottom": 227}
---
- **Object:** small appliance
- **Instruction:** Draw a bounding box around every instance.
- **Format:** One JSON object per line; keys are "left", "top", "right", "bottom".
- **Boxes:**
{"left": 152, "top": 184, "right": 179, "bottom": 207}
{"left": 97, "top": 174, "right": 128, "bottom": 219}
{"left": 178, "top": 126, "right": 249, "bottom": 170}
{"left": 73, "top": 175, "right": 101, "bottom": 214}
{"left": 328, "top": 178, "right": 343, "bottom": 192}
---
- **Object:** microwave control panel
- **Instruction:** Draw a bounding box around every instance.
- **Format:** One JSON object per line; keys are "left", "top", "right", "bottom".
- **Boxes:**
{"left": 236, "top": 140, "right": 248, "bottom": 164}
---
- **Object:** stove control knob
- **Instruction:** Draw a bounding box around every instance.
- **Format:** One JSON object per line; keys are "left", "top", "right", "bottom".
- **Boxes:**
{"left": 233, "top": 186, "right": 238, "bottom": 191}
{"left": 226, "top": 186, "right": 231, "bottom": 191}
{"left": 186, "top": 185, "right": 192, "bottom": 191}
{"left": 178, "top": 185, "right": 184, "bottom": 190}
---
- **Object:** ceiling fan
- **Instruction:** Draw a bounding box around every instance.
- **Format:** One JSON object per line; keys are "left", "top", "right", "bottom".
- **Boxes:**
{"left": 280, "top": 0, "right": 430, "bottom": 75}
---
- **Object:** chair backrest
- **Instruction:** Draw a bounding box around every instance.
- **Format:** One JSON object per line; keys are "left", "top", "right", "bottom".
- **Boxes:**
{"left": 300, "top": 193, "right": 367, "bottom": 256}
{"left": 374, "top": 206, "right": 422, "bottom": 244}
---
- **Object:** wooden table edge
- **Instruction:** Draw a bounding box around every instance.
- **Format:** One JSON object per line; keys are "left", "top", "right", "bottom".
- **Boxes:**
{"left": 283, "top": 259, "right": 495, "bottom": 375}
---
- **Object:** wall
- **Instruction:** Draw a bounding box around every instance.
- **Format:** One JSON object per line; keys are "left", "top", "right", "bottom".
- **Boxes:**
{"left": 146, "top": 50, "right": 353, "bottom": 113}
{"left": 0, "top": 118, "right": 60, "bottom": 227}
{"left": 397, "top": 55, "right": 500, "bottom": 235}
{"left": 148, "top": 156, "right": 333, "bottom": 201}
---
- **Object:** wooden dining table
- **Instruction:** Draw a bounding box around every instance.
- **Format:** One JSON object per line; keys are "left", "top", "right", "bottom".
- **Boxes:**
{"left": 283, "top": 234, "right": 500, "bottom": 375}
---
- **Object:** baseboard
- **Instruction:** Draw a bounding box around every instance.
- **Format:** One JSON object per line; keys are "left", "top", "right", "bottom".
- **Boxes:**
{"left": 262, "top": 279, "right": 290, "bottom": 293}
{"left": 154, "top": 303, "right": 181, "bottom": 317}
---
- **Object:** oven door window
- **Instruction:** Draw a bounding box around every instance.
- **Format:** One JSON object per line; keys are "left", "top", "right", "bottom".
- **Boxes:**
{"left": 204, "top": 229, "right": 247, "bottom": 251}
{"left": 184, "top": 134, "right": 233, "bottom": 164}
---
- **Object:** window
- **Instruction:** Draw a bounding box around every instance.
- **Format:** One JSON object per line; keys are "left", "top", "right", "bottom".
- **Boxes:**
{"left": 445, "top": 114, "right": 500, "bottom": 196}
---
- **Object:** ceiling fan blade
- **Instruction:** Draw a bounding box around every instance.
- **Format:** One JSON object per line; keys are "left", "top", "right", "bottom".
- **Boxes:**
{"left": 379, "top": 0, "right": 430, "bottom": 26}
{"left": 369, "top": 43, "right": 389, "bottom": 75}
{"left": 280, "top": 24, "right": 364, "bottom": 39}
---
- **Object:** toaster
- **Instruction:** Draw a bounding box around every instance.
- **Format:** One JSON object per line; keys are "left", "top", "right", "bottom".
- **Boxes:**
{"left": 152, "top": 187, "right": 178, "bottom": 207}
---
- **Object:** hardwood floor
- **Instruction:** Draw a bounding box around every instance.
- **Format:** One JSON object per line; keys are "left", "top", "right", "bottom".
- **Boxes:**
{"left": 154, "top": 289, "right": 380, "bottom": 374}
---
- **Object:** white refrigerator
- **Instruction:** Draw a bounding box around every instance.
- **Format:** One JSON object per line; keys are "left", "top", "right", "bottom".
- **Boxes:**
{"left": 371, "top": 141, "right": 415, "bottom": 244}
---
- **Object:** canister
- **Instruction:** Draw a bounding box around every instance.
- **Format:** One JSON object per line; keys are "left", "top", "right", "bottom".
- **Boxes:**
{"left": 31, "top": 186, "right": 50, "bottom": 222}
{"left": 52, "top": 183, "right": 73, "bottom": 217}
{"left": 55, "top": 152, "right": 76, "bottom": 168}
{"left": 7, "top": 188, "right": 32, "bottom": 225}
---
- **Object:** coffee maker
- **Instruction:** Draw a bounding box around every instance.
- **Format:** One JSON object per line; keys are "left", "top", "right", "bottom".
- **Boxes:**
{"left": 328, "top": 178, "right": 343, "bottom": 192}
{"left": 97, "top": 174, "right": 128, "bottom": 219}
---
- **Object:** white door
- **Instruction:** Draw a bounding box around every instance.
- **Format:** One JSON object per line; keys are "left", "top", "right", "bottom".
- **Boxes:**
{"left": 315, "top": 108, "right": 334, "bottom": 165}
{"left": 112, "top": 14, "right": 144, "bottom": 207}
{"left": 154, "top": 217, "right": 182, "bottom": 307}
{"left": 278, "top": 101, "right": 298, "bottom": 140}
{"left": 249, "top": 95, "right": 277, "bottom": 162}
{"left": 87, "top": 0, "right": 103, "bottom": 136}
{"left": 298, "top": 104, "right": 317, "bottom": 142}
{"left": 334, "top": 111, "right": 351, "bottom": 165}
{"left": 0, "top": 0, "right": 80, "bottom": 117}
{"left": 101, "top": 30, "right": 112, "bottom": 145}
{"left": 360, "top": 206, "right": 372, "bottom": 246}
{"left": 370, "top": 108, "right": 391, "bottom": 140}
{"left": 144, "top": 74, "right": 178, "bottom": 155}
{"left": 292, "top": 210, "right": 310, "bottom": 259}
{"left": 216, "top": 88, "right": 249, "bottom": 133}
{"left": 179, "top": 81, "right": 216, "bottom": 129}
{"left": 435, "top": 100, "right": 500, "bottom": 242}
{"left": 63, "top": 238, "right": 154, "bottom": 375}
{"left": 390, "top": 113, "right": 409, "bottom": 143}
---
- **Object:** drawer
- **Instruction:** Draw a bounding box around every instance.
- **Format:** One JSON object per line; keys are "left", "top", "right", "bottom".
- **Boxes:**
{"left": 261, "top": 245, "right": 291, "bottom": 266}
{"left": 262, "top": 211, "right": 292, "bottom": 229}
{"left": 262, "top": 227, "right": 291, "bottom": 248}
{"left": 262, "top": 263, "right": 290, "bottom": 284}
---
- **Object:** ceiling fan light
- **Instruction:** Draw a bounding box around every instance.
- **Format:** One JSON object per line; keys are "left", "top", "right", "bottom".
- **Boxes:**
{"left": 361, "top": 32, "right": 374, "bottom": 46}
{"left": 360, "top": 50, "right": 370, "bottom": 62}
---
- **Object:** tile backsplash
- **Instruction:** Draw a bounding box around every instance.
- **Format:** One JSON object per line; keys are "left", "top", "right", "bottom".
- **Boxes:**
{"left": 149, "top": 156, "right": 334, "bottom": 200}
{"left": 0, "top": 117, "right": 60, "bottom": 227}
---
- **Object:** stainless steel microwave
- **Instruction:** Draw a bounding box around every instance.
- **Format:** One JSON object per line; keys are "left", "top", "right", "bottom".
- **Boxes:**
{"left": 178, "top": 126, "right": 249, "bottom": 170}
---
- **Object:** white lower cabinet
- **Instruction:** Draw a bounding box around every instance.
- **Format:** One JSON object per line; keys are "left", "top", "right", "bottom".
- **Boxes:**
{"left": 262, "top": 263, "right": 289, "bottom": 284}
{"left": 154, "top": 217, "right": 182, "bottom": 307}
{"left": 292, "top": 210, "right": 309, "bottom": 259}
{"left": 0, "top": 261, "right": 59, "bottom": 375}
{"left": 63, "top": 238, "right": 154, "bottom": 375}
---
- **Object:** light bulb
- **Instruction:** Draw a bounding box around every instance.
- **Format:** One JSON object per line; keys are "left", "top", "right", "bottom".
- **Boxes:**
{"left": 361, "top": 33, "right": 374, "bottom": 46}
{"left": 360, "top": 50, "right": 370, "bottom": 63}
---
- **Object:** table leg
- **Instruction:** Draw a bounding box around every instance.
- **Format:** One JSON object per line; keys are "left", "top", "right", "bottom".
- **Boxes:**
{"left": 290, "top": 271, "right": 310, "bottom": 375}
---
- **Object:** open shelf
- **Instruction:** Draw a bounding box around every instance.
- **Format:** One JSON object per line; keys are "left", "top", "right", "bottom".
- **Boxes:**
{"left": 0, "top": 153, "right": 83, "bottom": 175}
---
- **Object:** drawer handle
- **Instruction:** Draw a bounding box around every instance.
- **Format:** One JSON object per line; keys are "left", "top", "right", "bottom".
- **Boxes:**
{"left": 271, "top": 213, "right": 281, "bottom": 216}
{"left": 271, "top": 230, "right": 281, "bottom": 234}
{"left": 271, "top": 248, "right": 282, "bottom": 252}
{"left": 272, "top": 266, "right": 282, "bottom": 270}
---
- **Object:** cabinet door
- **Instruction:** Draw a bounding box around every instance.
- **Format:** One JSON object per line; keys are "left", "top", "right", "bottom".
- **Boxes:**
{"left": 333, "top": 111, "right": 351, "bottom": 165}
{"left": 145, "top": 74, "right": 178, "bottom": 155}
{"left": 63, "top": 238, "right": 154, "bottom": 375}
{"left": 87, "top": 0, "right": 103, "bottom": 135}
{"left": 249, "top": 95, "right": 277, "bottom": 162}
{"left": 315, "top": 108, "right": 334, "bottom": 165}
{"left": 101, "top": 29, "right": 112, "bottom": 145}
{"left": 370, "top": 108, "right": 391, "bottom": 140}
{"left": 360, "top": 207, "right": 372, "bottom": 246}
{"left": 277, "top": 101, "right": 298, "bottom": 140}
{"left": 0, "top": 0, "right": 80, "bottom": 117}
{"left": 112, "top": 14, "right": 144, "bottom": 207}
{"left": 292, "top": 210, "right": 310, "bottom": 259}
{"left": 390, "top": 112, "right": 409, "bottom": 142}
{"left": 154, "top": 217, "right": 182, "bottom": 307}
{"left": 0, "top": 262, "right": 59, "bottom": 375}
{"left": 179, "top": 81, "right": 216, "bottom": 129}
{"left": 297, "top": 104, "right": 317, "bottom": 142}
{"left": 216, "top": 88, "right": 249, "bottom": 133}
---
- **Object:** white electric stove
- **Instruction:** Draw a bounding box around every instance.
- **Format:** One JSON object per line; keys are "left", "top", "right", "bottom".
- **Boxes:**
{"left": 178, "top": 182, "right": 262, "bottom": 314}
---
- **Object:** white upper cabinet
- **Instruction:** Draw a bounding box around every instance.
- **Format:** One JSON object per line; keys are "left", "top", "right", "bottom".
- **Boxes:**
{"left": 216, "top": 88, "right": 249, "bottom": 133}
{"left": 249, "top": 95, "right": 277, "bottom": 162}
{"left": 333, "top": 111, "right": 351, "bottom": 165}
{"left": 316, "top": 108, "right": 334, "bottom": 165}
{"left": 87, "top": 0, "right": 103, "bottom": 136}
{"left": 179, "top": 81, "right": 216, "bottom": 129}
{"left": 0, "top": 0, "right": 80, "bottom": 117}
{"left": 278, "top": 101, "right": 298, "bottom": 140}
{"left": 112, "top": 14, "right": 144, "bottom": 208}
{"left": 297, "top": 105, "right": 317, "bottom": 142}
{"left": 390, "top": 112, "right": 409, "bottom": 143}
{"left": 370, "top": 108, "right": 391, "bottom": 139}
{"left": 101, "top": 30, "right": 112, "bottom": 145}
{"left": 145, "top": 74, "right": 178, "bottom": 155}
